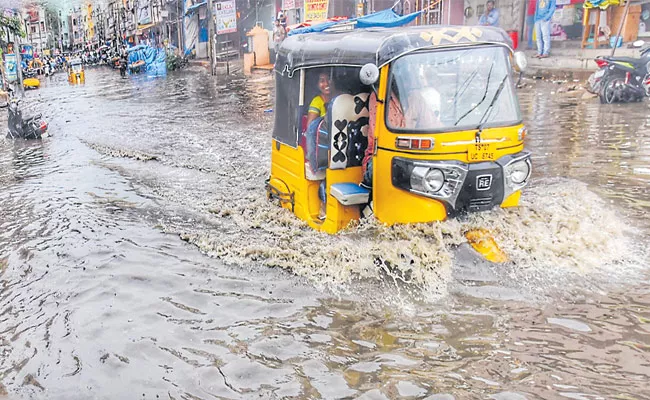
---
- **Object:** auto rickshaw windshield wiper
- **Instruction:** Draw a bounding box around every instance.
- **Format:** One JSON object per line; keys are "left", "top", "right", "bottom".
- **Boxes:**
{"left": 475, "top": 73, "right": 509, "bottom": 133}
{"left": 454, "top": 63, "right": 494, "bottom": 127}
{"left": 454, "top": 69, "right": 479, "bottom": 102}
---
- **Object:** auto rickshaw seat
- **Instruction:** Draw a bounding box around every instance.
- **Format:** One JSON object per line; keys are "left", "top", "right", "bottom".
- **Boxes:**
{"left": 328, "top": 93, "right": 370, "bottom": 170}
{"left": 23, "top": 113, "right": 41, "bottom": 123}
{"left": 330, "top": 183, "right": 370, "bottom": 206}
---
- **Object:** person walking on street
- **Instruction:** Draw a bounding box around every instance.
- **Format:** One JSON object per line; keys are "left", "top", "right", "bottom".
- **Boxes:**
{"left": 272, "top": 19, "right": 287, "bottom": 64}
{"left": 534, "top": 0, "right": 556, "bottom": 58}
{"left": 479, "top": 1, "right": 499, "bottom": 27}
{"left": 526, "top": 0, "right": 537, "bottom": 49}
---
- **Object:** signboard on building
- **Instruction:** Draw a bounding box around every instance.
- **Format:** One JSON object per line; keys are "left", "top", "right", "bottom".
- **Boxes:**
{"left": 4, "top": 53, "right": 18, "bottom": 83}
{"left": 282, "top": 0, "right": 296, "bottom": 9}
{"left": 356, "top": 2, "right": 364, "bottom": 17}
{"left": 26, "top": 8, "right": 39, "bottom": 23}
{"left": 304, "top": 0, "right": 328, "bottom": 22}
{"left": 138, "top": 2, "right": 152, "bottom": 27}
{"left": 215, "top": 0, "right": 237, "bottom": 34}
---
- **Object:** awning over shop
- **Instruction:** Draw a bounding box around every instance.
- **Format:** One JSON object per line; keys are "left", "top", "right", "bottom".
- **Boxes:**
{"left": 185, "top": 1, "right": 207, "bottom": 16}
{"left": 137, "top": 23, "right": 156, "bottom": 31}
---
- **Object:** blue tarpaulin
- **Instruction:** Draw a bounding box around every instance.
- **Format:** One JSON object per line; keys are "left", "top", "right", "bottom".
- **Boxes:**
{"left": 356, "top": 9, "right": 421, "bottom": 28}
{"left": 288, "top": 8, "right": 422, "bottom": 36}
{"left": 185, "top": 1, "right": 206, "bottom": 16}
{"left": 128, "top": 44, "right": 167, "bottom": 77}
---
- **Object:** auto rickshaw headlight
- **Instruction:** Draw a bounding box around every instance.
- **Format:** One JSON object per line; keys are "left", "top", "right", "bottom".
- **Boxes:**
{"left": 424, "top": 168, "right": 445, "bottom": 192}
{"left": 410, "top": 167, "right": 444, "bottom": 194}
{"left": 506, "top": 159, "right": 531, "bottom": 185}
{"left": 394, "top": 158, "right": 468, "bottom": 205}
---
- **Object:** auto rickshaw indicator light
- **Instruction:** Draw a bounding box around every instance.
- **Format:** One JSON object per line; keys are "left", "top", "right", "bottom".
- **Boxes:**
{"left": 396, "top": 137, "right": 434, "bottom": 150}
{"left": 518, "top": 126, "right": 527, "bottom": 141}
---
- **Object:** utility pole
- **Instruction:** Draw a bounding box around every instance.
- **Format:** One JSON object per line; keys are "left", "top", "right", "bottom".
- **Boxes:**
{"left": 611, "top": 0, "right": 631, "bottom": 57}
{"left": 177, "top": 0, "right": 182, "bottom": 50}
{"left": 207, "top": 0, "right": 215, "bottom": 75}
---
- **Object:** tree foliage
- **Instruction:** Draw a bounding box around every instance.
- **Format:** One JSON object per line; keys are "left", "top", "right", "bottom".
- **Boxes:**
{"left": 0, "top": 15, "right": 25, "bottom": 39}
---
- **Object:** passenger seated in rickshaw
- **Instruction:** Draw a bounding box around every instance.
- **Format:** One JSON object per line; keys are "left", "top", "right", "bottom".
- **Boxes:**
{"left": 302, "top": 71, "right": 333, "bottom": 218}
{"left": 306, "top": 72, "right": 332, "bottom": 127}
{"left": 303, "top": 69, "right": 373, "bottom": 218}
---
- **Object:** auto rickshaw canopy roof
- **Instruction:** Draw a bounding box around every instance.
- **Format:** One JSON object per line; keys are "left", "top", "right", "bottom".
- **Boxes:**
{"left": 275, "top": 25, "right": 513, "bottom": 76}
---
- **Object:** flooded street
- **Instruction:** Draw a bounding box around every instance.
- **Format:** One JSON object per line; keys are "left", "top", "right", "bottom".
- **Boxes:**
{"left": 1, "top": 68, "right": 649, "bottom": 399}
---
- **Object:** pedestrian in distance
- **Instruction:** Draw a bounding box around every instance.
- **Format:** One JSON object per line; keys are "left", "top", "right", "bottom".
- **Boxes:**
{"left": 277, "top": 10, "right": 288, "bottom": 27}
{"left": 479, "top": 0, "right": 499, "bottom": 27}
{"left": 534, "top": 0, "right": 556, "bottom": 58}
{"left": 272, "top": 19, "right": 287, "bottom": 64}
{"left": 526, "top": 0, "right": 537, "bottom": 49}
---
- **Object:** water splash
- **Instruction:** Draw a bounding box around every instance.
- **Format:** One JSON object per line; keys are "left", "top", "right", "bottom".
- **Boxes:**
{"left": 169, "top": 177, "right": 639, "bottom": 301}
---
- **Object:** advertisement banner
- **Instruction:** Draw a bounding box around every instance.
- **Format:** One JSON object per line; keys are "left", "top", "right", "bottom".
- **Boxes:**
{"left": 304, "top": 0, "right": 328, "bottom": 22}
{"left": 138, "top": 2, "right": 152, "bottom": 27}
{"left": 282, "top": 0, "right": 296, "bottom": 9}
{"left": 215, "top": 0, "right": 237, "bottom": 34}
{"left": 183, "top": 0, "right": 199, "bottom": 52}
{"left": 4, "top": 53, "right": 18, "bottom": 83}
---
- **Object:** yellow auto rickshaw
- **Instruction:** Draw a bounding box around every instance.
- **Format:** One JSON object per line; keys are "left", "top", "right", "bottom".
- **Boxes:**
{"left": 68, "top": 59, "right": 85, "bottom": 84}
{"left": 266, "top": 25, "right": 531, "bottom": 261}
{"left": 23, "top": 77, "right": 40, "bottom": 89}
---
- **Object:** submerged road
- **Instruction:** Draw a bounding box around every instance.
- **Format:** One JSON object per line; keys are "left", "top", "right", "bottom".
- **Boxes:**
{"left": 0, "top": 68, "right": 649, "bottom": 399}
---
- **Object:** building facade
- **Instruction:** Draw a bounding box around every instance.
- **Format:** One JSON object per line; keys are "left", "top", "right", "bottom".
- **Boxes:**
{"left": 22, "top": 5, "right": 49, "bottom": 54}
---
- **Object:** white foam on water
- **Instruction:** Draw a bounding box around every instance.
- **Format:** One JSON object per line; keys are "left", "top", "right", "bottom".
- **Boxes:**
{"left": 174, "top": 178, "right": 642, "bottom": 304}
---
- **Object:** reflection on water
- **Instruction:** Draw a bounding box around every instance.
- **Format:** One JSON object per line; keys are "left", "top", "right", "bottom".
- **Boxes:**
{"left": 0, "top": 70, "right": 648, "bottom": 398}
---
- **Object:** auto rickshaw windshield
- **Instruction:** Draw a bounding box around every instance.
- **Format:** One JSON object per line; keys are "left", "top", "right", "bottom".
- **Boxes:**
{"left": 386, "top": 45, "right": 520, "bottom": 132}
{"left": 71, "top": 62, "right": 83, "bottom": 73}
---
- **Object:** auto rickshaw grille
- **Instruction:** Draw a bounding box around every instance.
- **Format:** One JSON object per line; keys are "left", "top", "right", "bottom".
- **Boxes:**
{"left": 468, "top": 197, "right": 494, "bottom": 212}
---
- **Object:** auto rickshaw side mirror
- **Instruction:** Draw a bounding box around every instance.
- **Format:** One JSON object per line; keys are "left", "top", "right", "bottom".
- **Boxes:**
{"left": 360, "top": 63, "right": 379, "bottom": 86}
{"left": 360, "top": 63, "right": 382, "bottom": 101}
{"left": 513, "top": 51, "right": 528, "bottom": 73}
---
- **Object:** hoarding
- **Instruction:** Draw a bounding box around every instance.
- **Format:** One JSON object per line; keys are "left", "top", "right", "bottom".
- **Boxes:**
{"left": 304, "top": 0, "right": 329, "bottom": 22}
{"left": 4, "top": 53, "right": 18, "bottom": 83}
{"left": 215, "top": 0, "right": 237, "bottom": 34}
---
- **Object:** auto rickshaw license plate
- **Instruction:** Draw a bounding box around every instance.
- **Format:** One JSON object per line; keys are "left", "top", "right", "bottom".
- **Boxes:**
{"left": 468, "top": 143, "right": 496, "bottom": 162}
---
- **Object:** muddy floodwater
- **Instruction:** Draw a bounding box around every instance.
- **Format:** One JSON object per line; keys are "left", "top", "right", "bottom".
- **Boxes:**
{"left": 1, "top": 69, "right": 649, "bottom": 399}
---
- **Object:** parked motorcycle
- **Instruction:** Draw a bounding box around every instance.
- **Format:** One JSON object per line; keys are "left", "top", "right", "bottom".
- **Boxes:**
{"left": 588, "top": 41, "right": 650, "bottom": 103}
{"left": 1, "top": 89, "right": 48, "bottom": 140}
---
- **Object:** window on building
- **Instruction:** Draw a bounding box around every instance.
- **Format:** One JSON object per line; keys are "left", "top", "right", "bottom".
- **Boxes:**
{"left": 31, "top": 25, "right": 36, "bottom": 34}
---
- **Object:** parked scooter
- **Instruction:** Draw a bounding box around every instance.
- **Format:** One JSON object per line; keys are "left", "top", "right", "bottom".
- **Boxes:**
{"left": 0, "top": 89, "right": 48, "bottom": 139}
{"left": 588, "top": 40, "right": 650, "bottom": 103}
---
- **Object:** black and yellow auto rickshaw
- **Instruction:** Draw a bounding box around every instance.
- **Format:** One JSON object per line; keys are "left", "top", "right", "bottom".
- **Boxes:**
{"left": 267, "top": 25, "right": 530, "bottom": 261}
{"left": 68, "top": 58, "right": 85, "bottom": 84}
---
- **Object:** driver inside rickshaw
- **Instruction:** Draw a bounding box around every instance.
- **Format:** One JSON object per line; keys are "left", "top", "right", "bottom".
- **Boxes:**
{"left": 361, "top": 66, "right": 442, "bottom": 189}
{"left": 395, "top": 65, "right": 442, "bottom": 130}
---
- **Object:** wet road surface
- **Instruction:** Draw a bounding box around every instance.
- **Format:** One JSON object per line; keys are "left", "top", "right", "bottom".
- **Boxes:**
{"left": 0, "top": 69, "right": 649, "bottom": 399}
